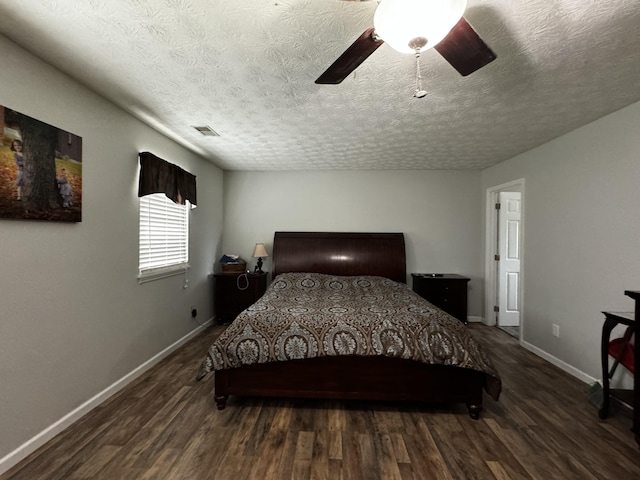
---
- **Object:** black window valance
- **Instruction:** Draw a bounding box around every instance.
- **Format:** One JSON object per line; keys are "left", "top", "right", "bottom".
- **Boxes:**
{"left": 138, "top": 151, "right": 197, "bottom": 206}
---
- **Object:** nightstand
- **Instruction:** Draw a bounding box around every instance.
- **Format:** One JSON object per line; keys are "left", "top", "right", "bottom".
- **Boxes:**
{"left": 411, "top": 273, "right": 470, "bottom": 323}
{"left": 214, "top": 272, "right": 267, "bottom": 323}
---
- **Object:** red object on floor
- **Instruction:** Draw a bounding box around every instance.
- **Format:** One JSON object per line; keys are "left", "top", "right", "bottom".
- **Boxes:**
{"left": 608, "top": 336, "right": 635, "bottom": 374}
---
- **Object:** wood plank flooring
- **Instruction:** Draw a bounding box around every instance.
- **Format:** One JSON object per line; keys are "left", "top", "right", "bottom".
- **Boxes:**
{"left": 2, "top": 324, "right": 639, "bottom": 480}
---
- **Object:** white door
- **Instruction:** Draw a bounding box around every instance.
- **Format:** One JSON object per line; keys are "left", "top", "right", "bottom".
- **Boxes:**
{"left": 497, "top": 192, "right": 521, "bottom": 327}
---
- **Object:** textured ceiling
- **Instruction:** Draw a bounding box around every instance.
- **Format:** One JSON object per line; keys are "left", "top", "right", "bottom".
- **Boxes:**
{"left": 0, "top": 0, "right": 639, "bottom": 170}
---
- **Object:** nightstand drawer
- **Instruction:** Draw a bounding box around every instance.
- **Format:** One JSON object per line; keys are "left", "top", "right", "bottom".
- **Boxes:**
{"left": 214, "top": 272, "right": 267, "bottom": 323}
{"left": 411, "top": 274, "right": 470, "bottom": 323}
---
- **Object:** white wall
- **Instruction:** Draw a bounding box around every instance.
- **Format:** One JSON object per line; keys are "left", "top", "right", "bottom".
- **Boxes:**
{"left": 0, "top": 35, "right": 223, "bottom": 468}
{"left": 482, "top": 101, "right": 640, "bottom": 381}
{"left": 222, "top": 170, "right": 484, "bottom": 315}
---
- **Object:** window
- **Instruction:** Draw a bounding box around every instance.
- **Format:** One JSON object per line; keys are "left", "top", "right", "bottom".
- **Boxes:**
{"left": 138, "top": 193, "right": 189, "bottom": 282}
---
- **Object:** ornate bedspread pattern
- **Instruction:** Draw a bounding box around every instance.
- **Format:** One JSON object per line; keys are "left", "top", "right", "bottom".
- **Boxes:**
{"left": 197, "top": 273, "right": 500, "bottom": 399}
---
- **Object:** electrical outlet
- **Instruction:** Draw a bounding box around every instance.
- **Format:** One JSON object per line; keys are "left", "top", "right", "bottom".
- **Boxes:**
{"left": 191, "top": 306, "right": 197, "bottom": 318}
{"left": 552, "top": 324, "right": 560, "bottom": 337}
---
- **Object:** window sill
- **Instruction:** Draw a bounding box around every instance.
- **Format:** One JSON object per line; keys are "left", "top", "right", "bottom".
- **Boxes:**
{"left": 138, "top": 263, "right": 190, "bottom": 284}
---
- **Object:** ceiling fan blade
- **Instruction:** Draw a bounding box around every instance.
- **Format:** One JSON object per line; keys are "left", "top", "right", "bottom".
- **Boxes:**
{"left": 434, "top": 17, "right": 496, "bottom": 76}
{"left": 315, "top": 28, "right": 384, "bottom": 85}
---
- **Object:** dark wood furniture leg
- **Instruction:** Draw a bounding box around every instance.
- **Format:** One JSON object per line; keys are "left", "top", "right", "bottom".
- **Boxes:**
{"left": 467, "top": 404, "right": 482, "bottom": 420}
{"left": 599, "top": 315, "right": 618, "bottom": 419}
{"left": 214, "top": 395, "right": 227, "bottom": 410}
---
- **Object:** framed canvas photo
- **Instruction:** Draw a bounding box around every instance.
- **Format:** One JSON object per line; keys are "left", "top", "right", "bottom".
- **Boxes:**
{"left": 0, "top": 105, "right": 82, "bottom": 222}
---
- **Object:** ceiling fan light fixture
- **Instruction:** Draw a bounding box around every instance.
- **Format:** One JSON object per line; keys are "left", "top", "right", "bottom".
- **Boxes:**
{"left": 373, "top": 0, "right": 467, "bottom": 54}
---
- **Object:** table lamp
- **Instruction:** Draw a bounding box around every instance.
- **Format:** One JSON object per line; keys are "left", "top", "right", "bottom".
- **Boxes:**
{"left": 252, "top": 243, "right": 268, "bottom": 274}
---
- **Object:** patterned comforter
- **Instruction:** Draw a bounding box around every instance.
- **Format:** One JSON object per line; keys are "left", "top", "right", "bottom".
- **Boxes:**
{"left": 197, "top": 272, "right": 501, "bottom": 400}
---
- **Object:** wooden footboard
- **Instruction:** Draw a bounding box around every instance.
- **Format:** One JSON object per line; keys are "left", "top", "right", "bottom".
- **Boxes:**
{"left": 214, "top": 355, "right": 485, "bottom": 419}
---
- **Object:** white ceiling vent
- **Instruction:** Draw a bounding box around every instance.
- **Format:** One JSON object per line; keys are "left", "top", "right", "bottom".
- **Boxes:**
{"left": 193, "top": 125, "right": 220, "bottom": 136}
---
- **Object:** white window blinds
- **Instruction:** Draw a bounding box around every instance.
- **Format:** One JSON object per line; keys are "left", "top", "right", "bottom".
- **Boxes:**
{"left": 138, "top": 193, "right": 189, "bottom": 279}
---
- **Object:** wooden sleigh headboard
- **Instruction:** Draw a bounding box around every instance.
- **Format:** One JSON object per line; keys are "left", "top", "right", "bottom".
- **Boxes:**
{"left": 272, "top": 232, "right": 407, "bottom": 284}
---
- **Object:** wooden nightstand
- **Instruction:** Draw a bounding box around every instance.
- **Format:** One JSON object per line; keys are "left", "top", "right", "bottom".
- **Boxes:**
{"left": 411, "top": 273, "right": 470, "bottom": 323}
{"left": 214, "top": 272, "right": 267, "bottom": 323}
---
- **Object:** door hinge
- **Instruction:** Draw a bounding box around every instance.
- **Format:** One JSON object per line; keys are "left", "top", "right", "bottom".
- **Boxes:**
{"left": 495, "top": 202, "right": 501, "bottom": 210}
{"left": 494, "top": 254, "right": 500, "bottom": 261}
{"left": 494, "top": 306, "right": 499, "bottom": 312}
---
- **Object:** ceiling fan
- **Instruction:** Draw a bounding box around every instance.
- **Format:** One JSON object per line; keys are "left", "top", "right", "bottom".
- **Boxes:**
{"left": 315, "top": 0, "right": 496, "bottom": 86}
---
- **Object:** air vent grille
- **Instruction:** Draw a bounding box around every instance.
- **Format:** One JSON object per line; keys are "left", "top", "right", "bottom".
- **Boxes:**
{"left": 193, "top": 125, "right": 220, "bottom": 136}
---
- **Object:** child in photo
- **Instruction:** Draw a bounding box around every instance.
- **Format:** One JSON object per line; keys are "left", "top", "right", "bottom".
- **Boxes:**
{"left": 57, "top": 168, "right": 73, "bottom": 207}
{"left": 11, "top": 139, "right": 24, "bottom": 200}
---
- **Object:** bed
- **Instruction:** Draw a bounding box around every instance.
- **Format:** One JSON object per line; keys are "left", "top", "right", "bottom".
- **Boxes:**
{"left": 197, "top": 232, "right": 501, "bottom": 419}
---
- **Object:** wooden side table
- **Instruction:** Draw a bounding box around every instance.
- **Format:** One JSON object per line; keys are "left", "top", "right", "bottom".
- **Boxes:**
{"left": 214, "top": 272, "right": 267, "bottom": 323}
{"left": 411, "top": 273, "right": 470, "bottom": 323}
{"left": 599, "top": 290, "right": 639, "bottom": 448}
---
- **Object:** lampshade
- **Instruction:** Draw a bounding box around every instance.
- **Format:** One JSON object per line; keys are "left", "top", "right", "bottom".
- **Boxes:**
{"left": 252, "top": 243, "right": 268, "bottom": 258}
{"left": 373, "top": 0, "right": 467, "bottom": 54}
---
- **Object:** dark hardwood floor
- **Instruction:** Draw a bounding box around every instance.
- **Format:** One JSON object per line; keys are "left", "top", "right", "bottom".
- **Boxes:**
{"left": 498, "top": 325, "right": 519, "bottom": 339}
{"left": 2, "top": 323, "right": 639, "bottom": 480}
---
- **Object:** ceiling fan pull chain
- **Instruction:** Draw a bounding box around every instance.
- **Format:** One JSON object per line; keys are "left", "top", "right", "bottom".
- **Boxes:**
{"left": 414, "top": 49, "right": 428, "bottom": 99}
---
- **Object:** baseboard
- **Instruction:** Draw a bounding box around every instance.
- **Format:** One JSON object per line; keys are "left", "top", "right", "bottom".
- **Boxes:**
{"left": 521, "top": 339, "right": 595, "bottom": 385}
{"left": 467, "top": 316, "right": 484, "bottom": 323}
{"left": 480, "top": 316, "right": 495, "bottom": 326}
{"left": 0, "top": 319, "right": 213, "bottom": 476}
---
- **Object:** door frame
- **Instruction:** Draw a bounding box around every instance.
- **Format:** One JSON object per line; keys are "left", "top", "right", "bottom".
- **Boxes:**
{"left": 484, "top": 179, "right": 525, "bottom": 338}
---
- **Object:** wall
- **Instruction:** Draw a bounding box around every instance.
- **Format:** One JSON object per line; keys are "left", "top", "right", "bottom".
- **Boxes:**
{"left": 0, "top": 35, "right": 223, "bottom": 469}
{"left": 222, "top": 170, "right": 484, "bottom": 315}
{"left": 482, "top": 101, "right": 640, "bottom": 381}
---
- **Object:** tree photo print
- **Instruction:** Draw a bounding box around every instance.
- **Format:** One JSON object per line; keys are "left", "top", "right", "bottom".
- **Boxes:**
{"left": 0, "top": 106, "right": 82, "bottom": 222}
